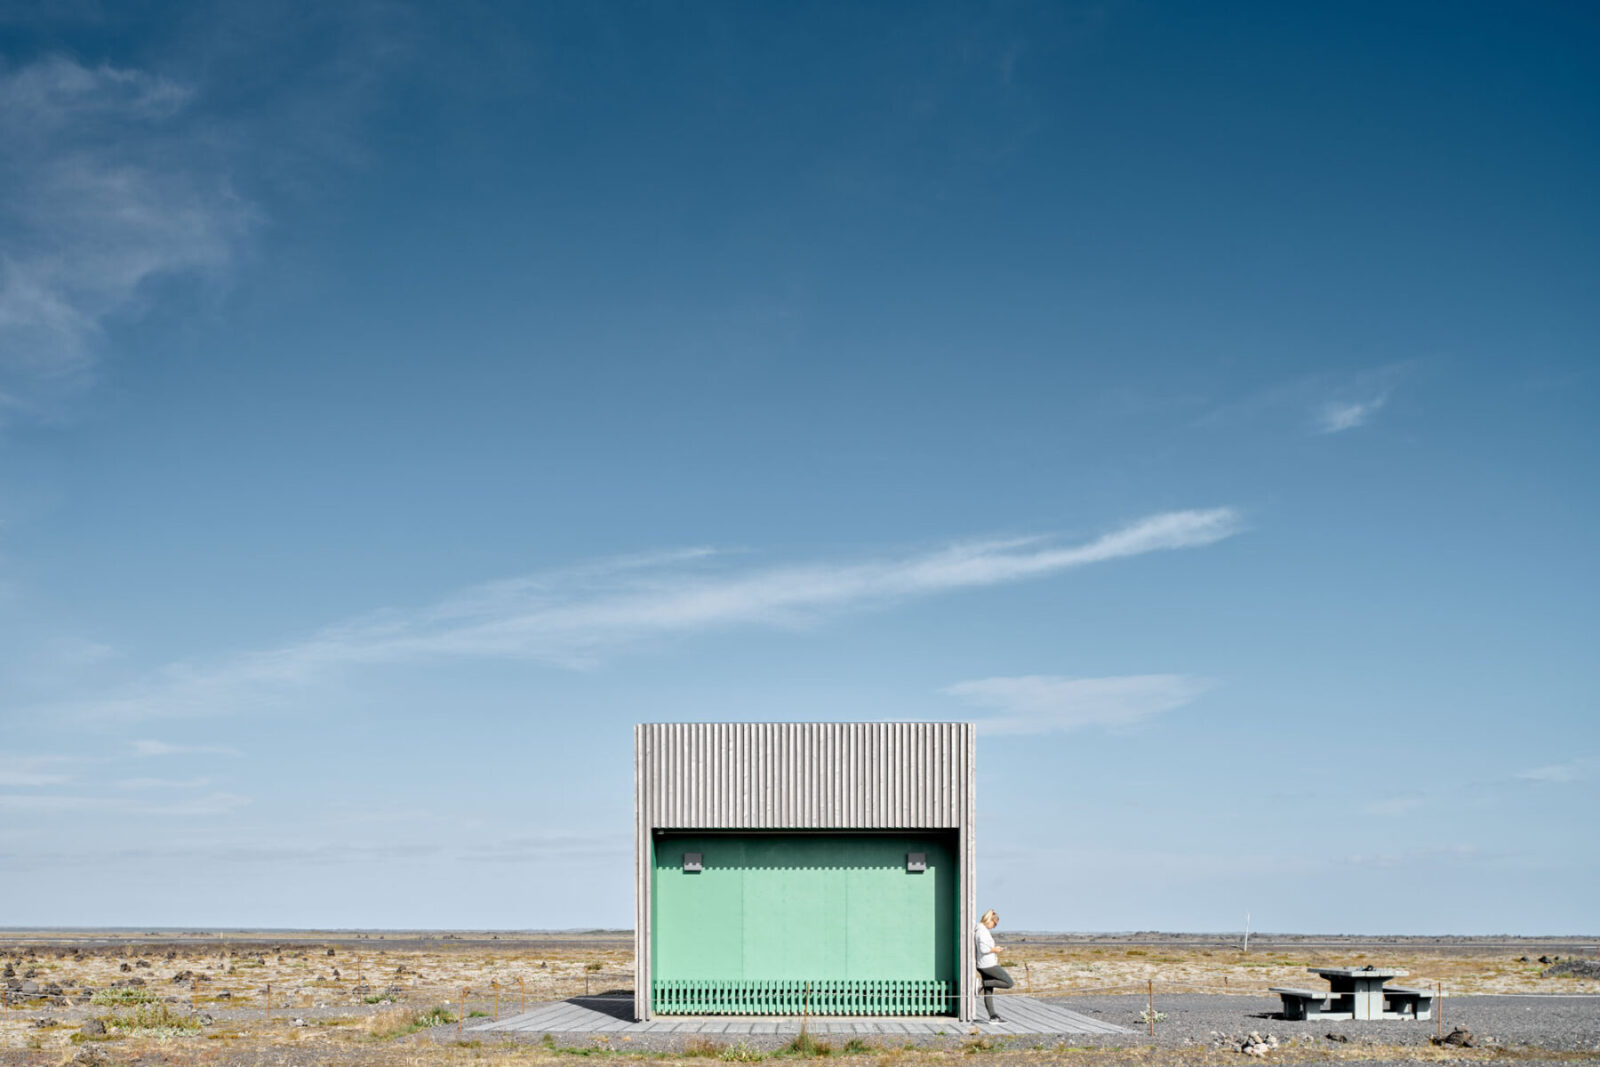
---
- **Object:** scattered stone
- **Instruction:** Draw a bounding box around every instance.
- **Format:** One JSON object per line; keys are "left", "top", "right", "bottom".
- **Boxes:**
{"left": 331, "top": 968, "right": 341, "bottom": 979}
{"left": 0, "top": 963, "right": 11, "bottom": 978}
{"left": 1544, "top": 959, "right": 1600, "bottom": 979}
{"left": 197, "top": 1012, "right": 214, "bottom": 1025}
{"left": 326, "top": 948, "right": 336, "bottom": 956}
{"left": 119, "top": 963, "right": 131, "bottom": 973}
{"left": 23, "top": 967, "right": 37, "bottom": 978}
{"left": 133, "top": 959, "right": 150, "bottom": 969}
{"left": 292, "top": 1017, "right": 309, "bottom": 1027}
{"left": 1538, "top": 955, "right": 1552, "bottom": 964}
{"left": 1433, "top": 1027, "right": 1478, "bottom": 1048}
{"left": 20, "top": 980, "right": 38, "bottom": 994}
{"left": 1237, "top": 1031, "right": 1278, "bottom": 1057}
{"left": 80, "top": 1018, "right": 107, "bottom": 1036}
{"left": 1518, "top": 955, "right": 1530, "bottom": 962}
{"left": 216, "top": 991, "right": 231, "bottom": 999}
{"left": 1324, "top": 1032, "right": 1348, "bottom": 1042}
{"left": 32, "top": 1017, "right": 52, "bottom": 1028}
{"left": 71, "top": 1047, "right": 111, "bottom": 1067}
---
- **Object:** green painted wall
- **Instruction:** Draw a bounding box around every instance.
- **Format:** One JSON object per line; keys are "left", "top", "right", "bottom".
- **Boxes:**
{"left": 652, "top": 832, "right": 957, "bottom": 988}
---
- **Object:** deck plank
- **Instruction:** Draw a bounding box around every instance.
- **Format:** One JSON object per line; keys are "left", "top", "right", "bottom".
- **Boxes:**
{"left": 470, "top": 997, "right": 1132, "bottom": 1038}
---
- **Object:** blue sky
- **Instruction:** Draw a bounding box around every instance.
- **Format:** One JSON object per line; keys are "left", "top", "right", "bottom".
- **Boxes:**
{"left": 1, "top": 1, "right": 1595, "bottom": 933}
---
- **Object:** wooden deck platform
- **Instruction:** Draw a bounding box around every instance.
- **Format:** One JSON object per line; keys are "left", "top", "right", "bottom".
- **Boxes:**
{"left": 468, "top": 996, "right": 1131, "bottom": 1039}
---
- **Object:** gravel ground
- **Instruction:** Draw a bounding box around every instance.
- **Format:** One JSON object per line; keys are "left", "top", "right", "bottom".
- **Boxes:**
{"left": 413, "top": 993, "right": 1600, "bottom": 1057}
{"left": 1057, "top": 993, "right": 1600, "bottom": 1053}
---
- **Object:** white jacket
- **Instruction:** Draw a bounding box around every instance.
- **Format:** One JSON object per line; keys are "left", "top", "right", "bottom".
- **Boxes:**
{"left": 974, "top": 922, "right": 997, "bottom": 969}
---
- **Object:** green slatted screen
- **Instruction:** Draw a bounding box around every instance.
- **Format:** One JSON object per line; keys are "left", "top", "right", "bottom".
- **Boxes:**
{"left": 651, "top": 978, "right": 955, "bottom": 1016}
{"left": 651, "top": 832, "right": 957, "bottom": 1016}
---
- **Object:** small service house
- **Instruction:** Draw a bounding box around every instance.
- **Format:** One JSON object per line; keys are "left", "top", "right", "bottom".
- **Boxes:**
{"left": 633, "top": 722, "right": 977, "bottom": 1022}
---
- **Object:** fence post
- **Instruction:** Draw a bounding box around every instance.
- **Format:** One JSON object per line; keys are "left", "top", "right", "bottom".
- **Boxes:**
{"left": 459, "top": 987, "right": 468, "bottom": 1038}
{"left": 1147, "top": 980, "right": 1154, "bottom": 1037}
{"left": 493, "top": 981, "right": 499, "bottom": 1021}
{"left": 265, "top": 981, "right": 270, "bottom": 1023}
{"left": 520, "top": 976, "right": 526, "bottom": 1015}
{"left": 1436, "top": 981, "right": 1441, "bottom": 1040}
{"left": 191, "top": 978, "right": 197, "bottom": 1013}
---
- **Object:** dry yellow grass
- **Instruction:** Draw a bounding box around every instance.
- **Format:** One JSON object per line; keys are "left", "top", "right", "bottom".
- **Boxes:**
{"left": 1002, "top": 946, "right": 1596, "bottom": 996}
{"left": 2, "top": 934, "right": 1594, "bottom": 1065}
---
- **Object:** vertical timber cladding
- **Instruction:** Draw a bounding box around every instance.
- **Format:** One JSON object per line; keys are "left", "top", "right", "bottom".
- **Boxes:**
{"left": 634, "top": 723, "right": 977, "bottom": 1021}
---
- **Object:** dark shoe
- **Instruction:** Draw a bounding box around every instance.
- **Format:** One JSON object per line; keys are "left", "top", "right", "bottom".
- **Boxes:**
{"left": 988, "top": 1015, "right": 1004, "bottom": 1023}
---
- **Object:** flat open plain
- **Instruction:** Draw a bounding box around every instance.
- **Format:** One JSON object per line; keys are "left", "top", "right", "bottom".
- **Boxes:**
{"left": 2, "top": 931, "right": 1595, "bottom": 1066}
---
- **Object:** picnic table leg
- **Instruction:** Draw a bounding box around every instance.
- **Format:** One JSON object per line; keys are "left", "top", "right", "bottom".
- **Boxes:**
{"left": 1354, "top": 980, "right": 1383, "bottom": 1021}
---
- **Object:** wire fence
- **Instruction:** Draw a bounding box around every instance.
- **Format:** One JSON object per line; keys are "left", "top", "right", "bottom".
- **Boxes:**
{"left": 2, "top": 973, "right": 1468, "bottom": 1019}
{"left": 0, "top": 966, "right": 639, "bottom": 1019}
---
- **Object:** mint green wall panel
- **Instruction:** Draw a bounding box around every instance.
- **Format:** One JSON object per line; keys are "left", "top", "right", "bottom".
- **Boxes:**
{"left": 652, "top": 832, "right": 956, "bottom": 1014}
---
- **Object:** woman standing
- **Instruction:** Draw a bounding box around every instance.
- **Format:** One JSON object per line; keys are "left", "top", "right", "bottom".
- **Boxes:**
{"left": 974, "top": 909, "right": 1014, "bottom": 1022}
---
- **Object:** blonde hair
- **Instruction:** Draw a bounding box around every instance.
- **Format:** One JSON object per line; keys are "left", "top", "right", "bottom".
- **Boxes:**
{"left": 980, "top": 909, "right": 998, "bottom": 924}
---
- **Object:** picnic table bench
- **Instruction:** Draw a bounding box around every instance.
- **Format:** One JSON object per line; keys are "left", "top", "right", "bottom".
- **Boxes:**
{"left": 1269, "top": 967, "right": 1433, "bottom": 1021}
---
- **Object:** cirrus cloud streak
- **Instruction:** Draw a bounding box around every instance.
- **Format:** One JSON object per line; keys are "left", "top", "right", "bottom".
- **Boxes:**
{"left": 944, "top": 673, "right": 1213, "bottom": 734}
{"left": 63, "top": 507, "right": 1241, "bottom": 721}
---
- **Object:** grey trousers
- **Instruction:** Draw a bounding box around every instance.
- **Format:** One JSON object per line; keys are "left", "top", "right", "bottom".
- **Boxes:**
{"left": 978, "top": 964, "right": 1014, "bottom": 1018}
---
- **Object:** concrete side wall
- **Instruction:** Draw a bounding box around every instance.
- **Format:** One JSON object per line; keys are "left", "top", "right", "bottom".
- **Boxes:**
{"left": 634, "top": 722, "right": 976, "bottom": 1022}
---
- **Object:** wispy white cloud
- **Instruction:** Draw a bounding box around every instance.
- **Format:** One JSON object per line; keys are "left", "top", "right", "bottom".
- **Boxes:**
{"left": 132, "top": 740, "right": 240, "bottom": 757}
{"left": 1195, "top": 364, "right": 1410, "bottom": 437}
{"left": 0, "top": 791, "right": 247, "bottom": 816}
{"left": 943, "top": 673, "right": 1211, "bottom": 734}
{"left": 0, "top": 56, "right": 255, "bottom": 411}
{"left": 1363, "top": 793, "right": 1426, "bottom": 816}
{"left": 1515, "top": 758, "right": 1594, "bottom": 784}
{"left": 1341, "top": 843, "right": 1481, "bottom": 869}
{"left": 64, "top": 508, "right": 1241, "bottom": 720}
{"left": 0, "top": 756, "right": 74, "bottom": 788}
{"left": 114, "top": 776, "right": 213, "bottom": 790}
{"left": 1314, "top": 392, "right": 1389, "bottom": 434}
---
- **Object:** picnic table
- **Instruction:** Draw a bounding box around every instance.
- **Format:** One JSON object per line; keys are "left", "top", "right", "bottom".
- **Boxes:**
{"left": 1269, "top": 966, "right": 1433, "bottom": 1021}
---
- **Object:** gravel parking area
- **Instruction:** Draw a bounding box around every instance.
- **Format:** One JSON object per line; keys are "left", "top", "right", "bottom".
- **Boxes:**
{"left": 1053, "top": 993, "right": 1600, "bottom": 1054}
{"left": 412, "top": 993, "right": 1600, "bottom": 1057}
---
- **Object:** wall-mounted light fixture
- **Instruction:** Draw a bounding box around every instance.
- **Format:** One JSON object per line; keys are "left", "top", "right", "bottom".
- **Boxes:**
{"left": 683, "top": 852, "right": 703, "bottom": 872}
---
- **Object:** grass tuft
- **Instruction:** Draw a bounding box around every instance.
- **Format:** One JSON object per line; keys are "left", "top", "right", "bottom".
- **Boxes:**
{"left": 365, "top": 1004, "right": 456, "bottom": 1039}
{"left": 106, "top": 1002, "right": 202, "bottom": 1036}
{"left": 683, "top": 1037, "right": 726, "bottom": 1057}
{"left": 89, "top": 988, "right": 158, "bottom": 1006}
{"left": 783, "top": 1033, "right": 833, "bottom": 1057}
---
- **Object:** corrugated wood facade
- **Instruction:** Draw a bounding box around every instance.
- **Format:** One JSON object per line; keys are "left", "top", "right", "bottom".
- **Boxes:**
{"left": 634, "top": 722, "right": 977, "bottom": 1021}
